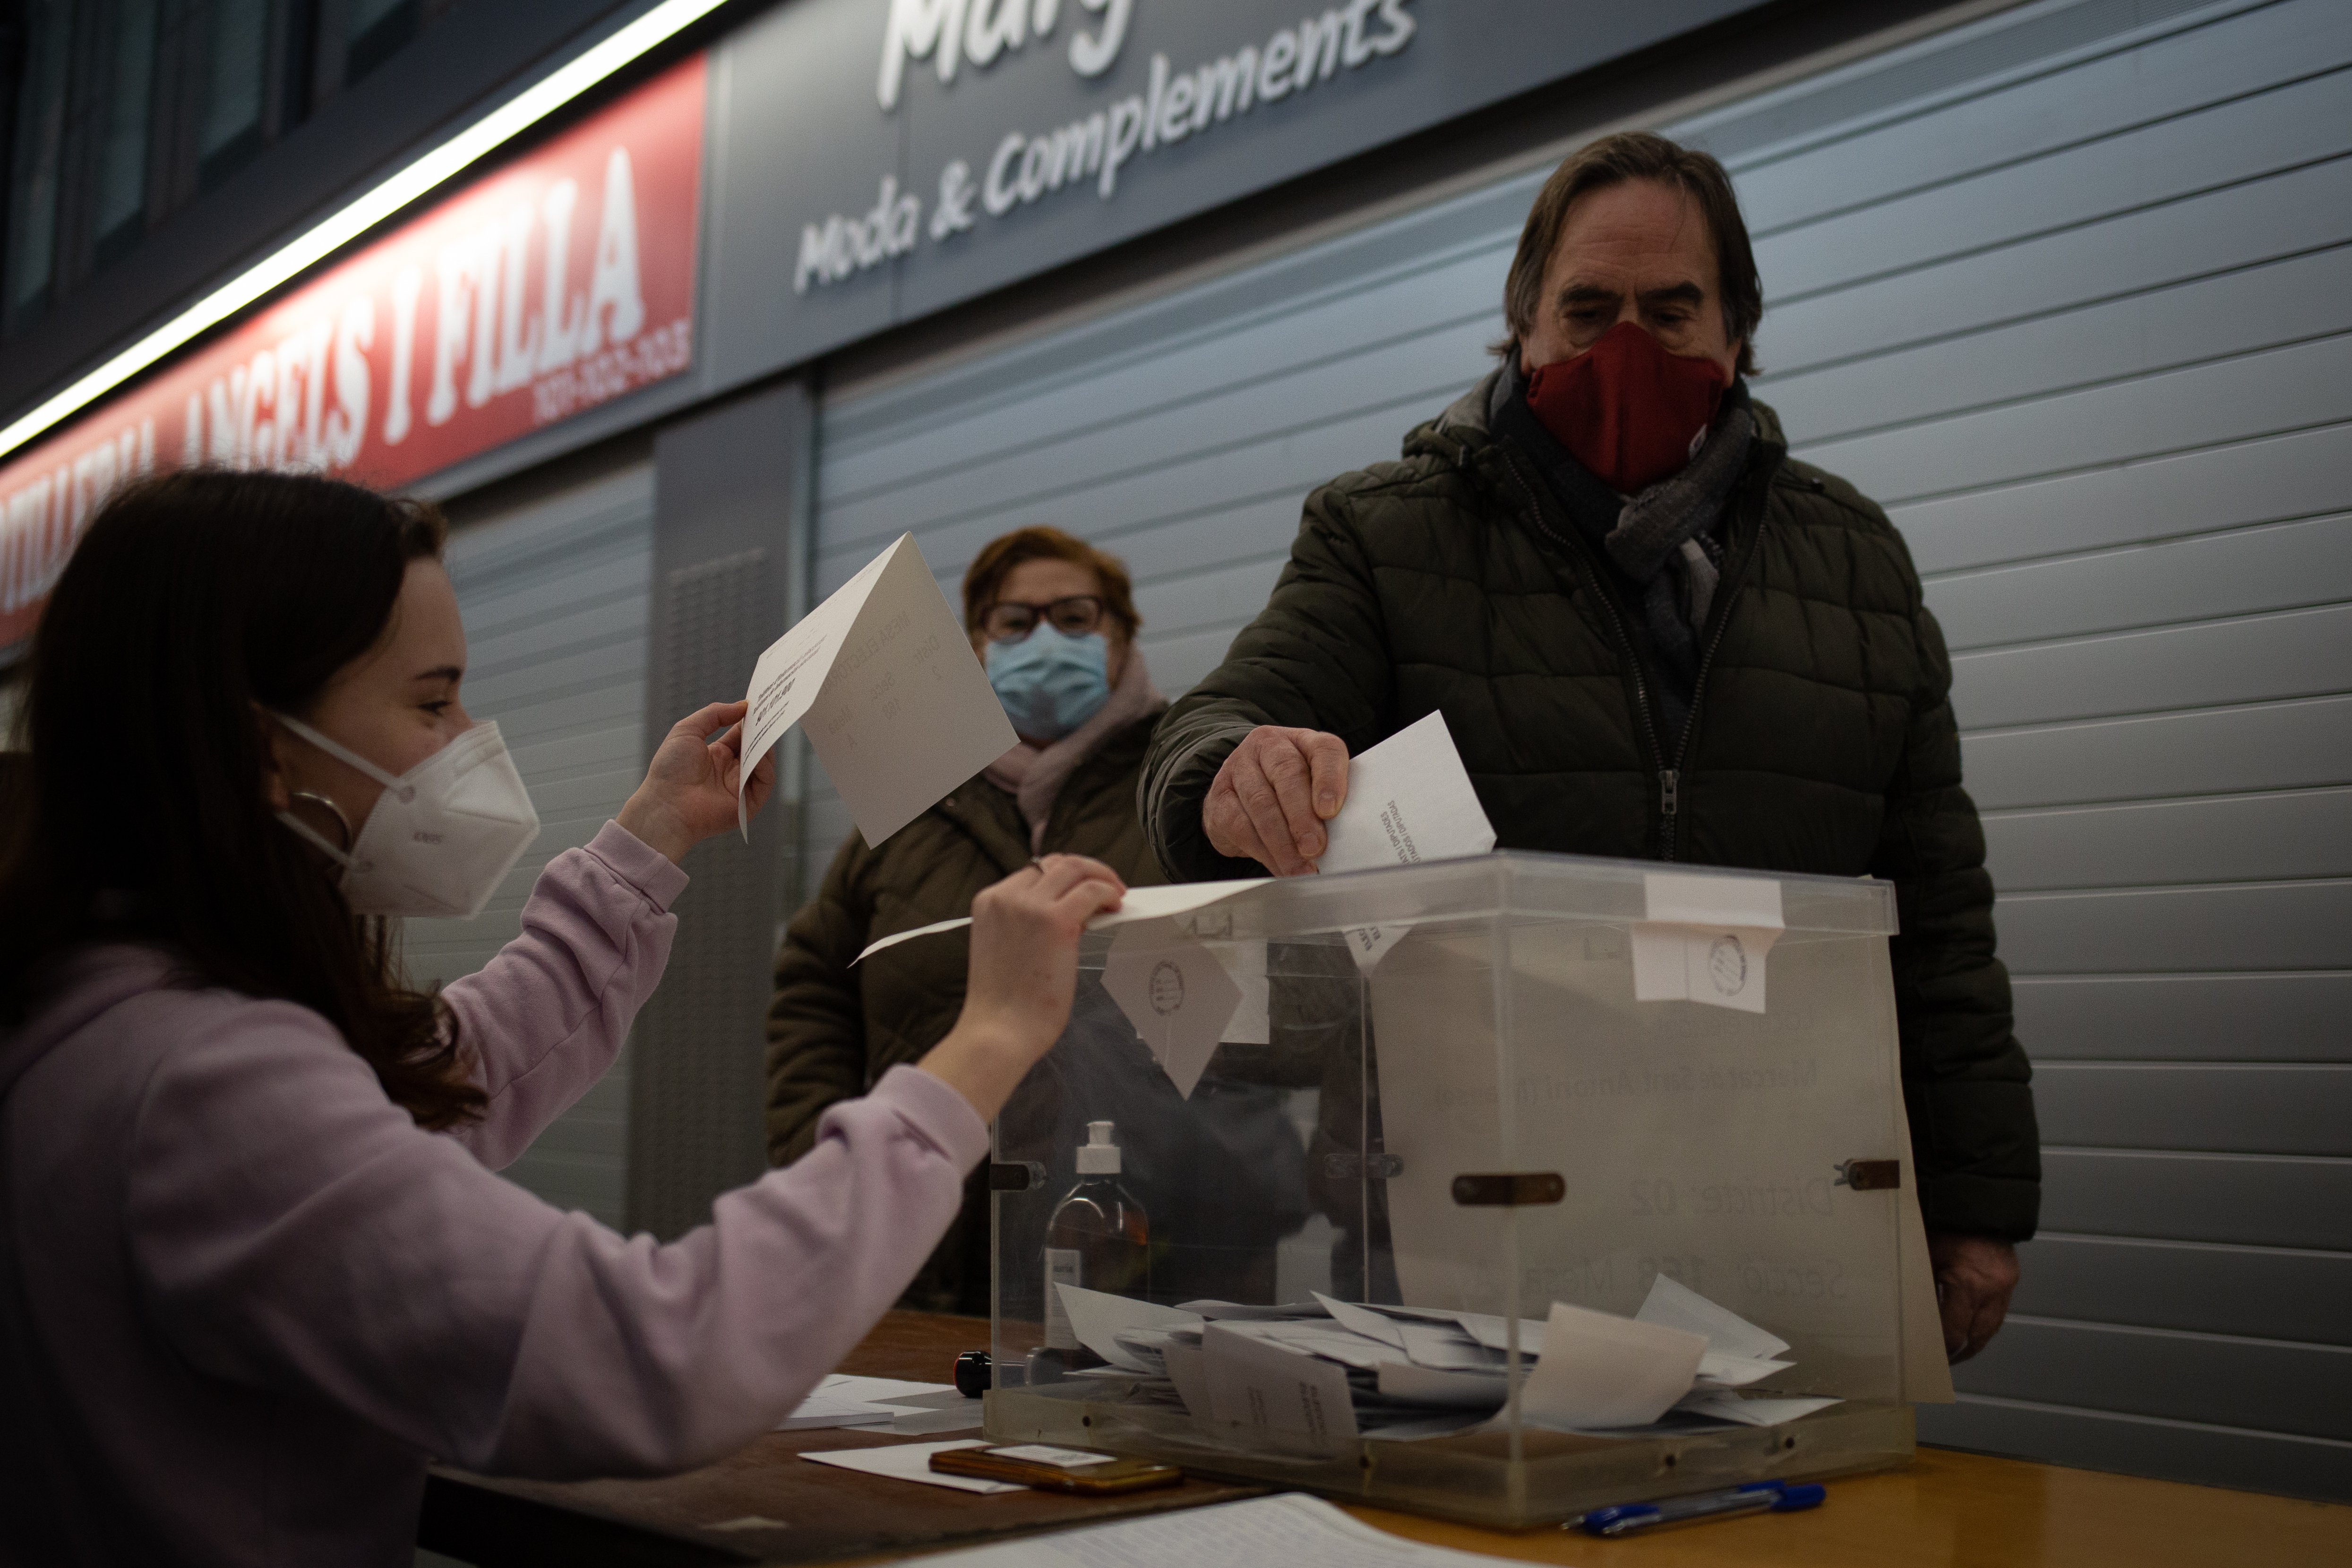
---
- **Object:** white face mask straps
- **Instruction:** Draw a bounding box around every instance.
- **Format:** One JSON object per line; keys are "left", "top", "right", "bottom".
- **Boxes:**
{"left": 271, "top": 711, "right": 415, "bottom": 801}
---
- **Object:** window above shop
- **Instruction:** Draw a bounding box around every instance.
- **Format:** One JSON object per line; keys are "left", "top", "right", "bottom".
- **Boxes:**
{"left": 0, "top": 0, "right": 460, "bottom": 339}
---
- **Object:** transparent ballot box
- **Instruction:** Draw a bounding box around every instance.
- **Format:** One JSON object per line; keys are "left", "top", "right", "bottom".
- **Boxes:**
{"left": 984, "top": 852, "right": 1948, "bottom": 1528}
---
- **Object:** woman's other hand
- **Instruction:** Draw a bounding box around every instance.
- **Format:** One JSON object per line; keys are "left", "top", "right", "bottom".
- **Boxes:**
{"left": 617, "top": 700, "right": 778, "bottom": 865}
{"left": 919, "top": 855, "right": 1126, "bottom": 1124}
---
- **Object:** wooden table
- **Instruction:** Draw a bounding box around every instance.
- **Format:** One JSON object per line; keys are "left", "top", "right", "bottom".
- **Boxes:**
{"left": 423, "top": 1312, "right": 2352, "bottom": 1568}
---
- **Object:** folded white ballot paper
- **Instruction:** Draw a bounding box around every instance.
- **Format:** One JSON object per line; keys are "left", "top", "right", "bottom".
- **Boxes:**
{"left": 1054, "top": 1283, "right": 1203, "bottom": 1373}
{"left": 1519, "top": 1301, "right": 1708, "bottom": 1431}
{"left": 1201, "top": 1324, "right": 1359, "bottom": 1457}
{"left": 1102, "top": 922, "right": 1245, "bottom": 1098}
{"left": 1316, "top": 712, "right": 1497, "bottom": 969}
{"left": 1631, "top": 869, "right": 1785, "bottom": 1013}
{"left": 735, "top": 533, "right": 1016, "bottom": 847}
{"left": 852, "top": 876, "right": 1268, "bottom": 965}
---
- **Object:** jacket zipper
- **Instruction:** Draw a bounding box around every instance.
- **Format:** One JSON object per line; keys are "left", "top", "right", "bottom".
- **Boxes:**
{"left": 1487, "top": 439, "right": 1777, "bottom": 862}
{"left": 1658, "top": 506, "right": 1768, "bottom": 862}
{"left": 1486, "top": 450, "right": 1671, "bottom": 833}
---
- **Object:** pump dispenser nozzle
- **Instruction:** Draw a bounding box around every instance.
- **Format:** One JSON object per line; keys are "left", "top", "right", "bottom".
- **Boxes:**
{"left": 1075, "top": 1120, "right": 1121, "bottom": 1174}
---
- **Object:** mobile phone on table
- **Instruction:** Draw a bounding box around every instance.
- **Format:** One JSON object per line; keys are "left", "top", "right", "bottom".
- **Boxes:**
{"left": 929, "top": 1443, "right": 1183, "bottom": 1493}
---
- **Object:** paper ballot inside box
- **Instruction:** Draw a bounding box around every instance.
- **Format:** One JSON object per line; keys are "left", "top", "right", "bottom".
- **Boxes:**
{"left": 737, "top": 533, "right": 1016, "bottom": 846}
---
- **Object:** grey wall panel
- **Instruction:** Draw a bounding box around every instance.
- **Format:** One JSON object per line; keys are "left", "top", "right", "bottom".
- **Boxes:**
{"left": 1964, "top": 695, "right": 2352, "bottom": 810}
{"left": 2041, "top": 1149, "right": 2352, "bottom": 1250}
{"left": 1917, "top": 1396, "right": 2352, "bottom": 1503}
{"left": 1950, "top": 603, "right": 2352, "bottom": 729}
{"left": 1761, "top": 152, "right": 2352, "bottom": 377}
{"left": 1926, "top": 514, "right": 2352, "bottom": 653}
{"left": 1807, "top": 332, "right": 2352, "bottom": 505}
{"left": 2013, "top": 1234, "right": 2352, "bottom": 1345}
{"left": 1997, "top": 880, "right": 2352, "bottom": 973}
{"left": 403, "top": 463, "right": 654, "bottom": 1227}
{"left": 1951, "top": 1315, "right": 2352, "bottom": 1442}
{"left": 1725, "top": 0, "right": 2345, "bottom": 231}
{"left": 2033, "top": 1063, "right": 2352, "bottom": 1156}
{"left": 2015, "top": 972, "right": 2352, "bottom": 1061}
{"left": 1755, "top": 64, "right": 2352, "bottom": 302}
{"left": 1983, "top": 786, "right": 2352, "bottom": 890}
{"left": 1897, "top": 420, "right": 2352, "bottom": 576}
{"left": 1766, "top": 246, "right": 2352, "bottom": 447}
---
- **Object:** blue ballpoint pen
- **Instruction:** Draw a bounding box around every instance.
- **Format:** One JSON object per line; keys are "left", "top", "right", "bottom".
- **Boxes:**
{"left": 1574, "top": 1479, "right": 1827, "bottom": 1536}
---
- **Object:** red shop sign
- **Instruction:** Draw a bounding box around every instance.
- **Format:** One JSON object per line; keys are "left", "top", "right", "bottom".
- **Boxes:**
{"left": 0, "top": 53, "right": 707, "bottom": 651}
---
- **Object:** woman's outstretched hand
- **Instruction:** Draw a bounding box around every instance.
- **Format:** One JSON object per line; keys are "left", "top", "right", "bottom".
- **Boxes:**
{"left": 616, "top": 700, "right": 778, "bottom": 865}
{"left": 919, "top": 855, "right": 1127, "bottom": 1125}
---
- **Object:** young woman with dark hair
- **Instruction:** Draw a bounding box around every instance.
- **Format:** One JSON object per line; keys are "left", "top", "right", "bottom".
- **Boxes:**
{"left": 0, "top": 471, "right": 1124, "bottom": 1566}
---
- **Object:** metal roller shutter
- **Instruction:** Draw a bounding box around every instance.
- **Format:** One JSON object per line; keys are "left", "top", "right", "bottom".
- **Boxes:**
{"left": 810, "top": 0, "right": 2349, "bottom": 1497}
{"left": 405, "top": 462, "right": 654, "bottom": 1229}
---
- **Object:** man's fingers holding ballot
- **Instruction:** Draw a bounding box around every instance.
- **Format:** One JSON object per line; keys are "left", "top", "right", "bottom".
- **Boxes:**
{"left": 1206, "top": 726, "right": 1351, "bottom": 876}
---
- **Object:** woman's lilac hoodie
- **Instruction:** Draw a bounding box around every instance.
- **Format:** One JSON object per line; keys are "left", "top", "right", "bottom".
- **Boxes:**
{"left": 0, "top": 822, "right": 987, "bottom": 1566}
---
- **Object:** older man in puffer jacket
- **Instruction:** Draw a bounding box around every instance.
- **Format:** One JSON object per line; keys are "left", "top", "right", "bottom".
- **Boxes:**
{"left": 1142, "top": 130, "right": 2039, "bottom": 1364}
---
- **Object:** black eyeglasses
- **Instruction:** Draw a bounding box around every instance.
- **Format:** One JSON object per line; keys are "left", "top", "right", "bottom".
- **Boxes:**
{"left": 980, "top": 595, "right": 1107, "bottom": 643}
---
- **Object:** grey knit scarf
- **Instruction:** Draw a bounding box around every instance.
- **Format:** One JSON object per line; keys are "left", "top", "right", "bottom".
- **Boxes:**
{"left": 1603, "top": 403, "right": 1755, "bottom": 680}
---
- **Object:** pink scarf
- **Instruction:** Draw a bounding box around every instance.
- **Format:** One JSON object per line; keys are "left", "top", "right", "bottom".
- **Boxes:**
{"left": 982, "top": 645, "right": 1165, "bottom": 852}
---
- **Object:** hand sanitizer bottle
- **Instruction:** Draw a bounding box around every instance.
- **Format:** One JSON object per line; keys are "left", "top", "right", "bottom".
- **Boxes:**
{"left": 1037, "top": 1122, "right": 1150, "bottom": 1370}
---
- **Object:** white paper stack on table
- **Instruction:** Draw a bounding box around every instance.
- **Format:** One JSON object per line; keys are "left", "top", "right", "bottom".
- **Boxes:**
{"left": 777, "top": 1374, "right": 985, "bottom": 1434}
{"left": 1045, "top": 1276, "right": 1840, "bottom": 1458}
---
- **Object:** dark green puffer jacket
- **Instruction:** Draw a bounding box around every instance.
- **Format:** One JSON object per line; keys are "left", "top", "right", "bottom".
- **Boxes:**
{"left": 767, "top": 714, "right": 1166, "bottom": 1314}
{"left": 1142, "top": 371, "right": 2040, "bottom": 1241}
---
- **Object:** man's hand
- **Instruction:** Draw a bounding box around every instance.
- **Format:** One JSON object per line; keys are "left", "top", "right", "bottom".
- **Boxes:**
{"left": 1204, "top": 726, "right": 1350, "bottom": 876}
{"left": 1929, "top": 1232, "right": 2019, "bottom": 1363}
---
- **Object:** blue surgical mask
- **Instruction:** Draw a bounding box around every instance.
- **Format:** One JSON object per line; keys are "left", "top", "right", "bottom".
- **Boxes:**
{"left": 986, "top": 623, "right": 1111, "bottom": 741}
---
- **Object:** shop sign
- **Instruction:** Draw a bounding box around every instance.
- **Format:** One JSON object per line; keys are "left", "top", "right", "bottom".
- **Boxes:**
{"left": 701, "top": 0, "right": 1767, "bottom": 390}
{"left": 0, "top": 55, "right": 707, "bottom": 652}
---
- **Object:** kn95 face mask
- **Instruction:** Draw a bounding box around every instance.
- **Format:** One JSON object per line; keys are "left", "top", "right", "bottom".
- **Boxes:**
{"left": 271, "top": 713, "right": 541, "bottom": 920}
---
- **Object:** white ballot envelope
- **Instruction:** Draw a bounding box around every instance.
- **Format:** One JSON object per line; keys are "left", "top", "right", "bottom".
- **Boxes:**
{"left": 736, "top": 533, "right": 1016, "bottom": 846}
{"left": 852, "top": 877, "right": 1269, "bottom": 965}
{"left": 1317, "top": 711, "right": 1496, "bottom": 968}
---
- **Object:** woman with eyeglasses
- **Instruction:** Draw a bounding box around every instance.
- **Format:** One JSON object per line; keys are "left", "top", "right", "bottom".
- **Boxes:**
{"left": 0, "top": 474, "right": 1126, "bottom": 1564}
{"left": 764, "top": 528, "right": 1174, "bottom": 1314}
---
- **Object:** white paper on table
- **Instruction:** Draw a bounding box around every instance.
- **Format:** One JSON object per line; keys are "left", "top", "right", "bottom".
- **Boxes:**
{"left": 1102, "top": 923, "right": 1244, "bottom": 1099}
{"left": 988, "top": 1444, "right": 1119, "bottom": 1468}
{"left": 1311, "top": 1293, "right": 1407, "bottom": 1350}
{"left": 1630, "top": 870, "right": 1786, "bottom": 1013}
{"left": 1315, "top": 712, "right": 1497, "bottom": 970}
{"left": 775, "top": 1374, "right": 958, "bottom": 1431}
{"left": 1201, "top": 1325, "right": 1359, "bottom": 1457}
{"left": 1054, "top": 1284, "right": 1202, "bottom": 1373}
{"left": 1635, "top": 1274, "right": 1791, "bottom": 1360}
{"left": 736, "top": 533, "right": 1017, "bottom": 845}
{"left": 798, "top": 1439, "right": 1026, "bottom": 1493}
{"left": 852, "top": 877, "right": 1270, "bottom": 965}
{"left": 1518, "top": 1302, "right": 1708, "bottom": 1431}
{"left": 887, "top": 1400, "right": 987, "bottom": 1434}
{"left": 1373, "top": 1361, "right": 1509, "bottom": 1410}
{"left": 1677, "top": 1392, "right": 1843, "bottom": 1426}
{"left": 893, "top": 1491, "right": 1528, "bottom": 1566}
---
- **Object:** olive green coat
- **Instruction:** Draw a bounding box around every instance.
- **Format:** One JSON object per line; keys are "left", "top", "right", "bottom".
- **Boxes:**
{"left": 1142, "top": 375, "right": 2040, "bottom": 1241}
{"left": 765, "top": 714, "right": 1166, "bottom": 1314}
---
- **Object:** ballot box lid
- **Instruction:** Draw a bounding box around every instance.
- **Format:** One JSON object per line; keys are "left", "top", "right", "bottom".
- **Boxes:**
{"left": 1079, "top": 849, "right": 1897, "bottom": 963}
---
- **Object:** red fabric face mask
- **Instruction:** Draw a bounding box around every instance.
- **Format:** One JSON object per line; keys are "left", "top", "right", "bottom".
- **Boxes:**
{"left": 1525, "top": 321, "right": 1730, "bottom": 493}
